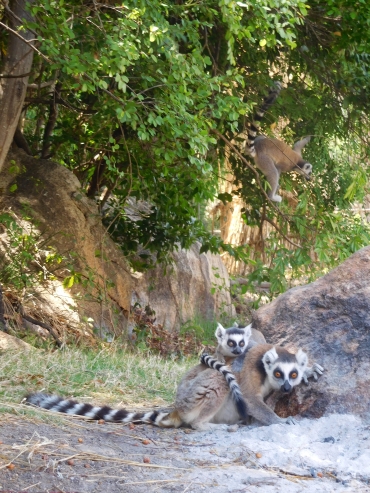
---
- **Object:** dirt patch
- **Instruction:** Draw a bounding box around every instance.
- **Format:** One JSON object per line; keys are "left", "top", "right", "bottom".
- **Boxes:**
{"left": 0, "top": 412, "right": 369, "bottom": 493}
{"left": 0, "top": 413, "right": 193, "bottom": 493}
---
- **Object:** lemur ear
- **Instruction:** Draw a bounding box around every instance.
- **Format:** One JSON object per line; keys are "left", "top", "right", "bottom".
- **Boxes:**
{"left": 215, "top": 323, "right": 225, "bottom": 343}
{"left": 262, "top": 347, "right": 279, "bottom": 368}
{"left": 242, "top": 324, "right": 252, "bottom": 339}
{"left": 295, "top": 348, "right": 308, "bottom": 367}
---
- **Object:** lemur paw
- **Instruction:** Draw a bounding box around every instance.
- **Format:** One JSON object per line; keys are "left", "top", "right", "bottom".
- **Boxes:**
{"left": 303, "top": 363, "right": 324, "bottom": 385}
{"left": 270, "top": 194, "right": 282, "bottom": 203}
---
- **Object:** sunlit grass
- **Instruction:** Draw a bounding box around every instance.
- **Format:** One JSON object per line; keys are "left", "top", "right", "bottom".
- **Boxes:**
{"left": 0, "top": 346, "right": 197, "bottom": 415}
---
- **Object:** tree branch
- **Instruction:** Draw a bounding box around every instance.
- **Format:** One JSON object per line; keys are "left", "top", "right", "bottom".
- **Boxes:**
{"left": 41, "top": 82, "right": 62, "bottom": 158}
{"left": 0, "top": 72, "right": 31, "bottom": 78}
{"left": 0, "top": 284, "right": 9, "bottom": 333}
{"left": 0, "top": 20, "right": 51, "bottom": 64}
{"left": 13, "top": 127, "right": 33, "bottom": 155}
{"left": 262, "top": 215, "right": 302, "bottom": 248}
{"left": 28, "top": 79, "right": 57, "bottom": 89}
{"left": 18, "top": 305, "right": 63, "bottom": 348}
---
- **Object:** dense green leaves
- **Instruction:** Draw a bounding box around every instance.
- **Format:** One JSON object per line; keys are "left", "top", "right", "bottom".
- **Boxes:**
{"left": 2, "top": 0, "right": 370, "bottom": 299}
{"left": 20, "top": 0, "right": 308, "bottom": 264}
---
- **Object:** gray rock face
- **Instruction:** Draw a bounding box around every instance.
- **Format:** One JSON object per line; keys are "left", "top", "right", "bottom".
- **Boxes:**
{"left": 252, "top": 246, "right": 370, "bottom": 422}
{"left": 132, "top": 242, "right": 235, "bottom": 330}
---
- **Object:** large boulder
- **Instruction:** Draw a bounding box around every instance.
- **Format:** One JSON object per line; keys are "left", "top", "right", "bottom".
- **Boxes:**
{"left": 1, "top": 149, "right": 132, "bottom": 336}
{"left": 132, "top": 242, "right": 235, "bottom": 330}
{"left": 252, "top": 246, "right": 370, "bottom": 422}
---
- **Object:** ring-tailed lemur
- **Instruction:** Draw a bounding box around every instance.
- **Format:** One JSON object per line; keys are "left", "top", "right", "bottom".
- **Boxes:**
{"left": 236, "top": 343, "right": 324, "bottom": 425}
{"left": 25, "top": 330, "right": 323, "bottom": 431}
{"left": 245, "top": 82, "right": 313, "bottom": 202}
{"left": 25, "top": 392, "right": 172, "bottom": 425}
{"left": 25, "top": 322, "right": 254, "bottom": 427}
{"left": 200, "top": 322, "right": 254, "bottom": 421}
{"left": 213, "top": 322, "right": 254, "bottom": 363}
{"left": 202, "top": 342, "right": 324, "bottom": 426}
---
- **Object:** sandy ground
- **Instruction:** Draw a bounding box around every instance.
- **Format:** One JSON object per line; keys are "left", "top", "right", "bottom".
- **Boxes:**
{"left": 0, "top": 412, "right": 369, "bottom": 492}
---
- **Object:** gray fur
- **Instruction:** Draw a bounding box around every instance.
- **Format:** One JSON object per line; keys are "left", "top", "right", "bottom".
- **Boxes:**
{"left": 245, "top": 82, "right": 313, "bottom": 202}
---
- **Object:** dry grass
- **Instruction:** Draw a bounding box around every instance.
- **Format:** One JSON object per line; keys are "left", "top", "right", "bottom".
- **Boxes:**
{"left": 0, "top": 345, "right": 197, "bottom": 416}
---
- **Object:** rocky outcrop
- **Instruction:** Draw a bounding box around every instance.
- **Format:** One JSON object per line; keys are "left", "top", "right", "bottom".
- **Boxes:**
{"left": 252, "top": 246, "right": 370, "bottom": 422}
{"left": 1, "top": 149, "right": 132, "bottom": 336}
{"left": 1, "top": 149, "right": 235, "bottom": 339}
{"left": 132, "top": 242, "right": 235, "bottom": 330}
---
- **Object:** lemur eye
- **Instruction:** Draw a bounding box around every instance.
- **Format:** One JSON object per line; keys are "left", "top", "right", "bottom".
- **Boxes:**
{"left": 227, "top": 341, "right": 235, "bottom": 347}
{"left": 274, "top": 371, "right": 281, "bottom": 378}
{"left": 291, "top": 372, "right": 298, "bottom": 379}
{"left": 239, "top": 341, "right": 245, "bottom": 347}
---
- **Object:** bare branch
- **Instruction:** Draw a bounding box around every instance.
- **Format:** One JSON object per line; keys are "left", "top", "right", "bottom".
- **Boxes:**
{"left": 13, "top": 127, "right": 32, "bottom": 155}
{"left": 262, "top": 215, "right": 302, "bottom": 248}
{"left": 21, "top": 312, "right": 63, "bottom": 348}
{"left": 28, "top": 79, "right": 57, "bottom": 89}
{"left": 0, "top": 284, "right": 9, "bottom": 333}
{"left": 0, "top": 21, "right": 51, "bottom": 64}
{"left": 0, "top": 71, "right": 31, "bottom": 78}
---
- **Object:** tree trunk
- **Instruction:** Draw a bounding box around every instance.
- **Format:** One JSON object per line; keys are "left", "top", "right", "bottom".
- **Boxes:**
{"left": 0, "top": 0, "right": 35, "bottom": 171}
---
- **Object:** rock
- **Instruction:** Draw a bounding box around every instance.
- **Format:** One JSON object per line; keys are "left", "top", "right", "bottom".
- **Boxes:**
{"left": 1, "top": 149, "right": 132, "bottom": 335}
{"left": 252, "top": 246, "right": 370, "bottom": 422}
{"left": 132, "top": 242, "right": 235, "bottom": 330}
{"left": 0, "top": 331, "right": 33, "bottom": 351}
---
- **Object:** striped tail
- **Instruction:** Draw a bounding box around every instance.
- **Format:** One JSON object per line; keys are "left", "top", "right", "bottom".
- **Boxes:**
{"left": 25, "top": 393, "right": 181, "bottom": 427}
{"left": 245, "top": 81, "right": 282, "bottom": 157}
{"left": 200, "top": 354, "right": 248, "bottom": 421}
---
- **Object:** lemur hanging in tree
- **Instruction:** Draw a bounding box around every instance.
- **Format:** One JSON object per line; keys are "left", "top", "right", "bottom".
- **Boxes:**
{"left": 244, "top": 82, "right": 312, "bottom": 202}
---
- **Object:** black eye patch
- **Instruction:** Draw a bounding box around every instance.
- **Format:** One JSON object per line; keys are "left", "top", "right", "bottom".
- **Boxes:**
{"left": 227, "top": 340, "right": 236, "bottom": 347}
{"left": 290, "top": 369, "right": 298, "bottom": 379}
{"left": 239, "top": 341, "right": 245, "bottom": 347}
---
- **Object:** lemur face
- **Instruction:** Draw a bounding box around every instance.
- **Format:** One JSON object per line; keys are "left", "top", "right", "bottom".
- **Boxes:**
{"left": 296, "top": 162, "right": 312, "bottom": 180}
{"left": 262, "top": 348, "right": 308, "bottom": 392}
{"left": 303, "top": 162, "right": 313, "bottom": 179}
{"left": 215, "top": 323, "right": 252, "bottom": 358}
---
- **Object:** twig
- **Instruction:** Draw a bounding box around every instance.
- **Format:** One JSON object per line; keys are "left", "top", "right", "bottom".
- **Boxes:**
{"left": 22, "top": 482, "right": 41, "bottom": 491}
{"left": 20, "top": 311, "right": 62, "bottom": 348}
{"left": 0, "top": 21, "right": 51, "bottom": 64}
{"left": 182, "top": 481, "right": 194, "bottom": 493}
{"left": 262, "top": 215, "right": 302, "bottom": 248}
{"left": 0, "top": 283, "right": 9, "bottom": 333}
{"left": 118, "top": 479, "right": 192, "bottom": 485}
{"left": 63, "top": 452, "right": 191, "bottom": 470}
